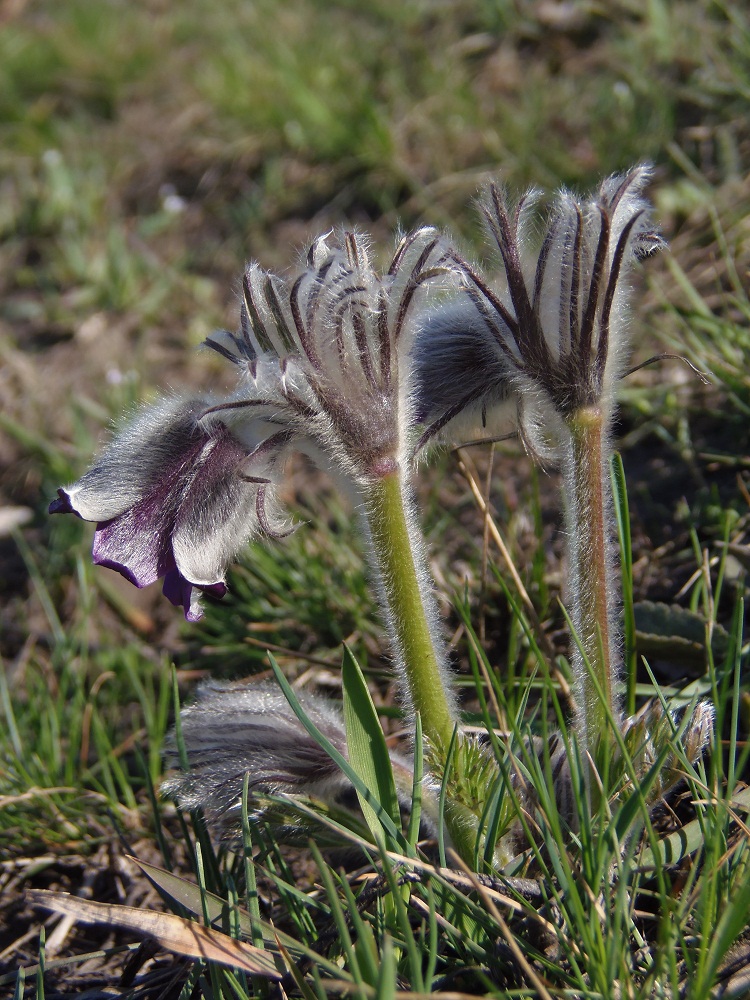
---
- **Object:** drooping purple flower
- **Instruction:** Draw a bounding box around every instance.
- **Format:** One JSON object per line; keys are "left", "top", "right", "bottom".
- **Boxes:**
{"left": 50, "top": 396, "right": 284, "bottom": 621}
{"left": 50, "top": 229, "right": 456, "bottom": 620}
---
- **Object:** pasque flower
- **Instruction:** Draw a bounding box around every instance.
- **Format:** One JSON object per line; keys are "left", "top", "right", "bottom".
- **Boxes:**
{"left": 51, "top": 228, "right": 455, "bottom": 622}
{"left": 49, "top": 396, "right": 281, "bottom": 621}
{"left": 163, "top": 678, "right": 421, "bottom": 840}
{"left": 414, "top": 164, "right": 663, "bottom": 452}
{"left": 51, "top": 226, "right": 503, "bottom": 859}
{"left": 413, "top": 166, "right": 663, "bottom": 761}
{"left": 163, "top": 680, "right": 354, "bottom": 834}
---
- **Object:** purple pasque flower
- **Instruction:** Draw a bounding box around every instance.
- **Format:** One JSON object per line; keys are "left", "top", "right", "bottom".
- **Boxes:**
{"left": 50, "top": 396, "right": 287, "bottom": 621}
{"left": 413, "top": 165, "right": 663, "bottom": 454}
{"left": 50, "top": 228, "right": 453, "bottom": 620}
{"left": 205, "top": 227, "right": 454, "bottom": 485}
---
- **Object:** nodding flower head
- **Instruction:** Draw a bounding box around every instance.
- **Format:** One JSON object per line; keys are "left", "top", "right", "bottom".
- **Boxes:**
{"left": 162, "top": 680, "right": 353, "bottom": 834}
{"left": 49, "top": 395, "right": 290, "bottom": 621}
{"left": 163, "top": 679, "right": 419, "bottom": 841}
{"left": 414, "top": 165, "right": 663, "bottom": 455}
{"left": 50, "top": 229, "right": 454, "bottom": 618}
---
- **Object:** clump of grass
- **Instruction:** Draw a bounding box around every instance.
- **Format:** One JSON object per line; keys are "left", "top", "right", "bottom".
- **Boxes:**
{"left": 27, "top": 579, "right": 748, "bottom": 996}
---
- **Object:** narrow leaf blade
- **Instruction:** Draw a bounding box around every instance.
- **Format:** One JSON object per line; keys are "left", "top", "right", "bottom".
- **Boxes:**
{"left": 341, "top": 645, "right": 401, "bottom": 841}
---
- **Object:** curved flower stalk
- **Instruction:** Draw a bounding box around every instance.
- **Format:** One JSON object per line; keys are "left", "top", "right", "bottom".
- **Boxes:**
{"left": 413, "top": 166, "right": 664, "bottom": 763}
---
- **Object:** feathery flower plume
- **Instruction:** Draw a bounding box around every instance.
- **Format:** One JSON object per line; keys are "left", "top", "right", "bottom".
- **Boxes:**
{"left": 207, "top": 227, "right": 454, "bottom": 484}
{"left": 415, "top": 165, "right": 663, "bottom": 453}
{"left": 413, "top": 166, "right": 663, "bottom": 763}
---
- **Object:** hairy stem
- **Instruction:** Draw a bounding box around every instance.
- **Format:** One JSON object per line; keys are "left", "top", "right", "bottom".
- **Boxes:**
{"left": 365, "top": 469, "right": 516, "bottom": 867}
{"left": 365, "top": 469, "right": 457, "bottom": 748}
{"left": 365, "top": 470, "right": 498, "bottom": 865}
{"left": 563, "top": 406, "right": 621, "bottom": 758}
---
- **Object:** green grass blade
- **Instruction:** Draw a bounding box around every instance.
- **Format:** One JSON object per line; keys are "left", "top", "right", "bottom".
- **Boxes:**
{"left": 341, "top": 645, "right": 401, "bottom": 844}
{"left": 610, "top": 452, "right": 637, "bottom": 714}
{"left": 692, "top": 850, "right": 750, "bottom": 997}
{"left": 406, "top": 712, "right": 423, "bottom": 851}
{"left": 268, "top": 653, "right": 405, "bottom": 848}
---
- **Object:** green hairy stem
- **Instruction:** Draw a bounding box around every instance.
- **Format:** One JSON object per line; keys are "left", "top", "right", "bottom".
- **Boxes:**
{"left": 365, "top": 469, "right": 513, "bottom": 867}
{"left": 564, "top": 406, "right": 621, "bottom": 757}
{"left": 365, "top": 469, "right": 456, "bottom": 749}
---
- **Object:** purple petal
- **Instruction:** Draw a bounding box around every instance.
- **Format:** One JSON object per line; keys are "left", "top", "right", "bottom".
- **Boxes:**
{"left": 91, "top": 483, "right": 181, "bottom": 588}
{"left": 92, "top": 527, "right": 171, "bottom": 588}
{"left": 49, "top": 489, "right": 77, "bottom": 516}
{"left": 163, "top": 570, "right": 227, "bottom": 621}
{"left": 51, "top": 395, "right": 280, "bottom": 620}
{"left": 162, "top": 570, "right": 200, "bottom": 621}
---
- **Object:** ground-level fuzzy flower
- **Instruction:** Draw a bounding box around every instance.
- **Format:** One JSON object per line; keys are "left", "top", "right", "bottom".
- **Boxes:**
{"left": 413, "top": 164, "right": 663, "bottom": 454}
{"left": 162, "top": 679, "right": 419, "bottom": 841}
{"left": 162, "top": 681, "right": 352, "bottom": 831}
{"left": 49, "top": 396, "right": 286, "bottom": 621}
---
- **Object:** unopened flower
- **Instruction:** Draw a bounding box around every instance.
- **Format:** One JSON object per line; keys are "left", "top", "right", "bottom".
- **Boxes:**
{"left": 414, "top": 164, "right": 663, "bottom": 455}
{"left": 163, "top": 679, "right": 419, "bottom": 839}
{"left": 50, "top": 229, "right": 454, "bottom": 619}
{"left": 163, "top": 681, "right": 352, "bottom": 829}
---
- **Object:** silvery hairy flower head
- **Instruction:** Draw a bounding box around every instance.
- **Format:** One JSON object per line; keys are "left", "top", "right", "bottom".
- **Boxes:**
{"left": 163, "top": 679, "right": 419, "bottom": 841}
{"left": 414, "top": 165, "right": 663, "bottom": 455}
{"left": 208, "top": 227, "right": 454, "bottom": 484}
{"left": 162, "top": 680, "right": 352, "bottom": 833}
{"left": 50, "top": 229, "right": 453, "bottom": 619}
